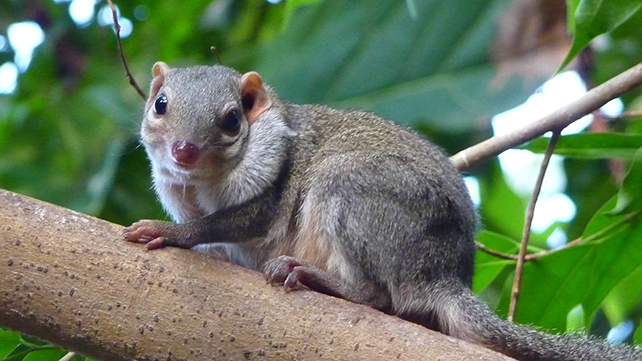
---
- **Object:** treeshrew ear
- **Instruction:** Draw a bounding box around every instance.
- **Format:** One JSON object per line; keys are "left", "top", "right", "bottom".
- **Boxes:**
{"left": 240, "top": 71, "right": 272, "bottom": 125}
{"left": 148, "top": 62, "right": 169, "bottom": 104}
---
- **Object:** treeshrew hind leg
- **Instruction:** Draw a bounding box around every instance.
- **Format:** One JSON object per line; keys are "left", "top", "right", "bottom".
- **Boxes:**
{"left": 263, "top": 255, "right": 391, "bottom": 311}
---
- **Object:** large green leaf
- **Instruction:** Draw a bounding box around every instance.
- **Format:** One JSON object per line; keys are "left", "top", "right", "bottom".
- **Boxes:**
{"left": 21, "top": 349, "right": 67, "bottom": 361}
{"left": 583, "top": 197, "right": 631, "bottom": 239}
{"left": 0, "top": 329, "right": 19, "bottom": 359}
{"left": 252, "top": 0, "right": 539, "bottom": 133}
{"left": 281, "top": 0, "right": 322, "bottom": 29}
{"left": 562, "top": 0, "right": 642, "bottom": 69}
{"left": 474, "top": 229, "right": 551, "bottom": 296}
{"left": 610, "top": 146, "right": 642, "bottom": 215}
{"left": 602, "top": 264, "right": 642, "bottom": 325}
{"left": 522, "top": 133, "right": 642, "bottom": 159}
{"left": 474, "top": 231, "right": 517, "bottom": 294}
{"left": 500, "top": 197, "right": 642, "bottom": 331}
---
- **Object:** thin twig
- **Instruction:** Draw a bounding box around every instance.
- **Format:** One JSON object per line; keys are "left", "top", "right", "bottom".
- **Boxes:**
{"left": 106, "top": 0, "right": 147, "bottom": 100}
{"left": 604, "top": 109, "right": 642, "bottom": 120}
{"left": 475, "top": 241, "right": 519, "bottom": 260}
{"left": 508, "top": 130, "right": 561, "bottom": 322}
{"left": 616, "top": 109, "right": 642, "bottom": 118}
{"left": 210, "top": 46, "right": 223, "bottom": 65}
{"left": 451, "top": 62, "right": 642, "bottom": 171}
{"left": 476, "top": 238, "right": 582, "bottom": 261}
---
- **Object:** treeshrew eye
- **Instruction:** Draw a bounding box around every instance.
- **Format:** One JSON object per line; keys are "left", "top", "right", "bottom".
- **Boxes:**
{"left": 218, "top": 108, "right": 241, "bottom": 135}
{"left": 154, "top": 94, "right": 168, "bottom": 114}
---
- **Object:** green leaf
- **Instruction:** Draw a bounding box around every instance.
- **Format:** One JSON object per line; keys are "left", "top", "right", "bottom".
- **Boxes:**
{"left": 255, "top": 0, "right": 542, "bottom": 133}
{"left": 501, "top": 197, "right": 642, "bottom": 331}
{"left": 582, "top": 196, "right": 623, "bottom": 239}
{"left": 561, "top": 0, "right": 642, "bottom": 70}
{"left": 21, "top": 349, "right": 66, "bottom": 361}
{"left": 474, "top": 231, "right": 518, "bottom": 294}
{"left": 635, "top": 323, "right": 642, "bottom": 344}
{"left": 602, "top": 264, "right": 642, "bottom": 326}
{"left": 282, "top": 0, "right": 322, "bottom": 30}
{"left": 566, "top": 304, "right": 586, "bottom": 332}
{"left": 521, "top": 133, "right": 642, "bottom": 159}
{"left": 609, "top": 146, "right": 642, "bottom": 215}
{"left": 3, "top": 345, "right": 33, "bottom": 361}
{"left": 0, "top": 332, "right": 68, "bottom": 361}
{"left": 0, "top": 329, "right": 20, "bottom": 359}
{"left": 565, "top": 0, "right": 581, "bottom": 31}
{"left": 18, "top": 335, "right": 49, "bottom": 348}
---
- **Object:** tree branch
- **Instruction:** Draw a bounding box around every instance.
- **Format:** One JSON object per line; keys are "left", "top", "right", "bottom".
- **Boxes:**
{"left": 508, "top": 130, "right": 560, "bottom": 321}
{"left": 0, "top": 189, "right": 514, "bottom": 361}
{"left": 451, "top": 61, "right": 642, "bottom": 171}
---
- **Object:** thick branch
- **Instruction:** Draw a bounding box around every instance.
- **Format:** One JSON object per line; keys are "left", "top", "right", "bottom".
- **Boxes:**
{"left": 451, "top": 62, "right": 642, "bottom": 171}
{"left": 0, "top": 189, "right": 513, "bottom": 361}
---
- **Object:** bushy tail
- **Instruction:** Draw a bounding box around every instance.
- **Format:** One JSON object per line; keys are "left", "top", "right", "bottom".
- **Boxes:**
{"left": 397, "top": 283, "right": 642, "bottom": 361}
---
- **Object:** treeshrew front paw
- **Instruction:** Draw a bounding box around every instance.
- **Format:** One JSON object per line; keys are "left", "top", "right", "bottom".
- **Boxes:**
{"left": 122, "top": 220, "right": 169, "bottom": 250}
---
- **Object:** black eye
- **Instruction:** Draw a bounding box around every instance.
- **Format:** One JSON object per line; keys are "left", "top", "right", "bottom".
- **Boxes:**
{"left": 217, "top": 108, "right": 241, "bottom": 135}
{"left": 154, "top": 94, "right": 168, "bottom": 114}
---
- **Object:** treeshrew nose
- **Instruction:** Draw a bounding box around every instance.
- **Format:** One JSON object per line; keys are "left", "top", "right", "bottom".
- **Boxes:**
{"left": 171, "top": 141, "right": 199, "bottom": 166}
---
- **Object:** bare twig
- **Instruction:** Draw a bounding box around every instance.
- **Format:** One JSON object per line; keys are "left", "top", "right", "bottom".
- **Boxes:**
{"left": 451, "top": 62, "right": 642, "bottom": 171}
{"left": 475, "top": 241, "right": 519, "bottom": 260}
{"left": 620, "top": 109, "right": 642, "bottom": 118}
{"left": 476, "top": 238, "right": 582, "bottom": 262}
{"left": 106, "top": 0, "right": 147, "bottom": 100}
{"left": 604, "top": 109, "right": 642, "bottom": 120}
{"left": 210, "top": 46, "right": 223, "bottom": 65}
{"left": 508, "top": 130, "right": 561, "bottom": 322}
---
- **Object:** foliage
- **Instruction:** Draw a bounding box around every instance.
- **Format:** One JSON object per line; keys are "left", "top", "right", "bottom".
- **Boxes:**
{"left": 0, "top": 330, "right": 86, "bottom": 361}
{"left": 522, "top": 133, "right": 642, "bottom": 159}
{"left": 1, "top": 0, "right": 642, "bottom": 359}
{"left": 562, "top": 0, "right": 642, "bottom": 70}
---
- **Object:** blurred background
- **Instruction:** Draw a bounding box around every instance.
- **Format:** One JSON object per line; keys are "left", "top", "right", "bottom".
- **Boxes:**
{"left": 1, "top": 0, "right": 642, "bottom": 358}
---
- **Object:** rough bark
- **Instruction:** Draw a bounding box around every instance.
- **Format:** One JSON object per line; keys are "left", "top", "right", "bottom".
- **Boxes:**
{"left": 0, "top": 189, "right": 514, "bottom": 361}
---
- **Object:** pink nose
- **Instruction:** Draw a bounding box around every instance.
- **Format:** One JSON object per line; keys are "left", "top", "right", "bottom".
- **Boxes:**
{"left": 171, "top": 141, "right": 199, "bottom": 165}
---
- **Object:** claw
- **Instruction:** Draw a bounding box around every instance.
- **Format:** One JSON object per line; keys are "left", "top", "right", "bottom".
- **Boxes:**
{"left": 123, "top": 220, "right": 167, "bottom": 250}
{"left": 283, "top": 268, "right": 303, "bottom": 291}
{"left": 263, "top": 255, "right": 306, "bottom": 290}
{"left": 145, "top": 236, "right": 167, "bottom": 250}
